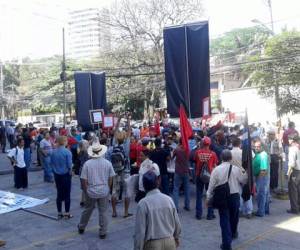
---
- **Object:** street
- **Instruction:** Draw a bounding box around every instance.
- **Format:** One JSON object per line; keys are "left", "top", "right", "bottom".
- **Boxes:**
{"left": 0, "top": 151, "right": 300, "bottom": 250}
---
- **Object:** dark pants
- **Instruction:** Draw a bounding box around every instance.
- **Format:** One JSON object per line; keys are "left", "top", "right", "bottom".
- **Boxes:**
{"left": 14, "top": 166, "right": 28, "bottom": 189}
{"left": 288, "top": 169, "right": 300, "bottom": 212}
{"left": 8, "top": 134, "right": 15, "bottom": 148}
{"left": 218, "top": 193, "right": 240, "bottom": 250}
{"left": 71, "top": 148, "right": 79, "bottom": 175}
{"left": 270, "top": 154, "right": 280, "bottom": 190}
{"left": 135, "top": 190, "right": 146, "bottom": 203}
{"left": 160, "top": 174, "right": 169, "bottom": 195}
{"left": 1, "top": 139, "right": 6, "bottom": 153}
{"left": 196, "top": 177, "right": 214, "bottom": 218}
{"left": 54, "top": 173, "right": 72, "bottom": 213}
{"left": 36, "top": 145, "right": 41, "bottom": 166}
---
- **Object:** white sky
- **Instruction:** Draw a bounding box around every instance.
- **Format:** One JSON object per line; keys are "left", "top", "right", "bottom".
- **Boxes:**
{"left": 0, "top": 0, "right": 299, "bottom": 60}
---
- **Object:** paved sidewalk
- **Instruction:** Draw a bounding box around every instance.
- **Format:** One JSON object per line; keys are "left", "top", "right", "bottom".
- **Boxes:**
{"left": 0, "top": 149, "right": 41, "bottom": 175}
{"left": 0, "top": 170, "right": 300, "bottom": 250}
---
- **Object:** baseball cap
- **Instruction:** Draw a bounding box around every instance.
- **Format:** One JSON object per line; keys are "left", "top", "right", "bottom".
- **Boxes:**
{"left": 202, "top": 136, "right": 211, "bottom": 146}
{"left": 143, "top": 170, "right": 158, "bottom": 191}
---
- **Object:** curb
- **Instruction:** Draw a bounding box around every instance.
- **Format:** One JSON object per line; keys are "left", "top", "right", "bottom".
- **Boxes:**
{"left": 0, "top": 167, "right": 43, "bottom": 176}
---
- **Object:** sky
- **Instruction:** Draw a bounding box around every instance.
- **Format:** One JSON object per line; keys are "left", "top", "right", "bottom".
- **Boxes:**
{"left": 0, "top": 0, "right": 299, "bottom": 60}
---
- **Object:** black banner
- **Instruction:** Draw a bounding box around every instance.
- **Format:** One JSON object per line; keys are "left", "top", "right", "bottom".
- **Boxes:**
{"left": 74, "top": 72, "right": 107, "bottom": 131}
{"left": 164, "top": 21, "right": 210, "bottom": 118}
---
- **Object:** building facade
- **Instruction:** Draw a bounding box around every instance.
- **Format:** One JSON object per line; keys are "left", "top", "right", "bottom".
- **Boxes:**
{"left": 68, "top": 8, "right": 111, "bottom": 59}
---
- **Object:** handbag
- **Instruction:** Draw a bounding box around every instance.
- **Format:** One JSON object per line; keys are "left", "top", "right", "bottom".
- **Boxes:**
{"left": 199, "top": 161, "right": 210, "bottom": 184}
{"left": 212, "top": 164, "right": 232, "bottom": 209}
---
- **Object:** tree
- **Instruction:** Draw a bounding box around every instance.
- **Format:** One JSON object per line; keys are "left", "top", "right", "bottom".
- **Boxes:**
{"left": 210, "top": 26, "right": 272, "bottom": 85}
{"left": 211, "top": 26, "right": 272, "bottom": 63}
{"left": 249, "top": 31, "right": 300, "bottom": 115}
{"left": 7, "top": 0, "right": 204, "bottom": 119}
{"left": 17, "top": 56, "right": 76, "bottom": 116}
{"left": 2, "top": 64, "right": 20, "bottom": 118}
{"left": 100, "top": 0, "right": 205, "bottom": 119}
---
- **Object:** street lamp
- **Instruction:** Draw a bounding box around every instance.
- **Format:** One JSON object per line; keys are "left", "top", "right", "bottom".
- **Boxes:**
{"left": 251, "top": 19, "right": 274, "bottom": 36}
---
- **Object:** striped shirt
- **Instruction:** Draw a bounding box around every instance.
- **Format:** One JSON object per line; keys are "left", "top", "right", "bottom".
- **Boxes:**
{"left": 81, "top": 157, "right": 116, "bottom": 199}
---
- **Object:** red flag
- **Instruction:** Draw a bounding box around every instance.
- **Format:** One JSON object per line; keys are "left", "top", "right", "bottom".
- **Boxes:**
{"left": 179, "top": 105, "right": 193, "bottom": 156}
{"left": 154, "top": 121, "right": 161, "bottom": 136}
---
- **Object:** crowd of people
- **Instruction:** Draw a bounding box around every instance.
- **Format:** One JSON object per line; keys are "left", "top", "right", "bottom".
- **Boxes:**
{"left": 1, "top": 116, "right": 300, "bottom": 250}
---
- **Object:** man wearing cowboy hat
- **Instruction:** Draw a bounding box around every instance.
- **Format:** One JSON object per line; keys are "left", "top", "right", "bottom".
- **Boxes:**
{"left": 78, "top": 142, "right": 116, "bottom": 239}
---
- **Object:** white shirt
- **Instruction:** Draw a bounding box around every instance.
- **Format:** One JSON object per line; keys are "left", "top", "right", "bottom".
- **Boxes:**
{"left": 134, "top": 189, "right": 181, "bottom": 250}
{"left": 133, "top": 128, "right": 141, "bottom": 139}
{"left": 81, "top": 157, "right": 116, "bottom": 199}
{"left": 138, "top": 159, "right": 160, "bottom": 192}
{"left": 207, "top": 162, "right": 248, "bottom": 200}
{"left": 8, "top": 147, "right": 26, "bottom": 168}
{"left": 231, "top": 147, "right": 243, "bottom": 169}
{"left": 288, "top": 145, "right": 300, "bottom": 170}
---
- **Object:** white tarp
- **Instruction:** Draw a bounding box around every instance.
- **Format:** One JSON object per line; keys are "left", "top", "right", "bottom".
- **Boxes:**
{"left": 0, "top": 190, "right": 49, "bottom": 214}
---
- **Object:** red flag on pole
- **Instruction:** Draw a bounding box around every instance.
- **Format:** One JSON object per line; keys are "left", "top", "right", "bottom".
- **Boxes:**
{"left": 179, "top": 105, "right": 193, "bottom": 156}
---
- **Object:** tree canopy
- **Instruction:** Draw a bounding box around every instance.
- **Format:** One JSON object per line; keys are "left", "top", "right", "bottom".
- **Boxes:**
{"left": 249, "top": 31, "right": 300, "bottom": 115}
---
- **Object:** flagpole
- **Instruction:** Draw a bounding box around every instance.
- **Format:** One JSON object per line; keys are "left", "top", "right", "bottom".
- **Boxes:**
{"left": 184, "top": 25, "right": 191, "bottom": 119}
{"left": 245, "top": 109, "right": 253, "bottom": 191}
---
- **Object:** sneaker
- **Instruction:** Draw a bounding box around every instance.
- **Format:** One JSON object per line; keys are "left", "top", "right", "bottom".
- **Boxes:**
{"left": 245, "top": 214, "right": 252, "bottom": 219}
{"left": 99, "top": 234, "right": 106, "bottom": 239}
{"left": 207, "top": 214, "right": 216, "bottom": 220}
{"left": 195, "top": 215, "right": 202, "bottom": 220}
{"left": 220, "top": 244, "right": 232, "bottom": 250}
{"left": 232, "top": 232, "right": 238, "bottom": 239}
{"left": 77, "top": 225, "right": 84, "bottom": 234}
{"left": 287, "top": 209, "right": 299, "bottom": 215}
{"left": 255, "top": 212, "right": 264, "bottom": 217}
{"left": 0, "top": 240, "right": 6, "bottom": 247}
{"left": 183, "top": 207, "right": 190, "bottom": 211}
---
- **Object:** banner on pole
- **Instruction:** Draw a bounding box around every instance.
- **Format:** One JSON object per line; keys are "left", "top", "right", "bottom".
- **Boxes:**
{"left": 103, "top": 115, "right": 114, "bottom": 128}
{"left": 0, "top": 190, "right": 48, "bottom": 215}
{"left": 164, "top": 21, "right": 210, "bottom": 118}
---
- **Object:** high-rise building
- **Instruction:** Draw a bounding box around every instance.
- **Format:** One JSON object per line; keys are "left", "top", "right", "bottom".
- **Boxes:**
{"left": 68, "top": 8, "right": 111, "bottom": 59}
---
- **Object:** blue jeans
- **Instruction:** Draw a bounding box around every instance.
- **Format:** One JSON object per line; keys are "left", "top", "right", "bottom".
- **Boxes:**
{"left": 43, "top": 156, "right": 53, "bottom": 182}
{"left": 219, "top": 193, "right": 240, "bottom": 250}
{"left": 173, "top": 173, "right": 190, "bottom": 210}
{"left": 196, "top": 177, "right": 214, "bottom": 218}
{"left": 255, "top": 175, "right": 270, "bottom": 216}
{"left": 160, "top": 174, "right": 169, "bottom": 195}
{"left": 24, "top": 148, "right": 31, "bottom": 168}
{"left": 190, "top": 162, "right": 196, "bottom": 183}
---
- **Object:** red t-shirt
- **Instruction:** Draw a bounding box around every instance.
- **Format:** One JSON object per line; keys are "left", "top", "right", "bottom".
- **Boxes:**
{"left": 173, "top": 147, "right": 189, "bottom": 175}
{"left": 67, "top": 136, "right": 77, "bottom": 147}
{"left": 136, "top": 145, "right": 147, "bottom": 167}
{"left": 140, "top": 128, "right": 149, "bottom": 138}
{"left": 194, "top": 148, "right": 218, "bottom": 176}
{"left": 282, "top": 128, "right": 298, "bottom": 146}
{"left": 60, "top": 128, "right": 68, "bottom": 136}
{"left": 130, "top": 142, "right": 138, "bottom": 161}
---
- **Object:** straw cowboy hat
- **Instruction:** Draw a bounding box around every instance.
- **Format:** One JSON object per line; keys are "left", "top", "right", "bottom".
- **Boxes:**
{"left": 87, "top": 142, "right": 107, "bottom": 158}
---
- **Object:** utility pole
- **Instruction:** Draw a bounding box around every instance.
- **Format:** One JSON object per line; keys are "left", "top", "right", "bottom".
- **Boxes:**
{"left": 61, "top": 28, "right": 67, "bottom": 126}
{"left": 267, "top": 0, "right": 274, "bottom": 34}
{"left": 267, "top": 0, "right": 279, "bottom": 119}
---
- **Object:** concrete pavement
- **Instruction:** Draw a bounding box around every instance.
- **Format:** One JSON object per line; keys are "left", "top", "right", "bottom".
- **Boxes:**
{"left": 0, "top": 149, "right": 41, "bottom": 175}
{"left": 1, "top": 166, "right": 300, "bottom": 250}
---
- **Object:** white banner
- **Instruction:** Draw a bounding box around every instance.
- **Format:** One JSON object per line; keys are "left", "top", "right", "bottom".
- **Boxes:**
{"left": 0, "top": 190, "right": 49, "bottom": 214}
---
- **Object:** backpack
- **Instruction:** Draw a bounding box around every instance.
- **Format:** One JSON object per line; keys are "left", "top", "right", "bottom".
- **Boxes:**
{"left": 111, "top": 145, "right": 126, "bottom": 173}
{"left": 199, "top": 161, "right": 210, "bottom": 184}
{"left": 212, "top": 165, "right": 232, "bottom": 209}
